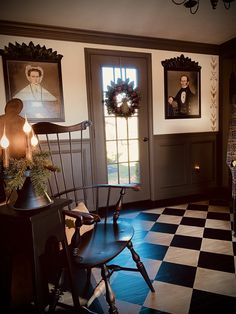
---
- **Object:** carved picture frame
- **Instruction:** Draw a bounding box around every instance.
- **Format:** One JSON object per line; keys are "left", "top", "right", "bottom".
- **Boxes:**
{"left": 162, "top": 54, "right": 201, "bottom": 119}
{"left": 0, "top": 42, "right": 65, "bottom": 122}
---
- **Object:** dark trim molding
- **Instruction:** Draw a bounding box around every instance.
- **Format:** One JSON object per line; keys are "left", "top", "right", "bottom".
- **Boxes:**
{"left": 122, "top": 187, "right": 231, "bottom": 211}
{"left": 0, "top": 20, "right": 220, "bottom": 55}
{"left": 153, "top": 131, "right": 219, "bottom": 140}
{"left": 220, "top": 37, "right": 236, "bottom": 59}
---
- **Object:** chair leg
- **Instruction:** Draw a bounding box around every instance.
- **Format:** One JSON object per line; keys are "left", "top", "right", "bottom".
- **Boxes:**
{"left": 48, "top": 268, "right": 64, "bottom": 313}
{"left": 127, "top": 241, "right": 155, "bottom": 292}
{"left": 101, "top": 265, "right": 118, "bottom": 314}
{"left": 83, "top": 268, "right": 92, "bottom": 297}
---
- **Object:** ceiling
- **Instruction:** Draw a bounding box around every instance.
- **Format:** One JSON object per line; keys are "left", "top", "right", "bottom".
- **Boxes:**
{"left": 0, "top": 0, "right": 236, "bottom": 45}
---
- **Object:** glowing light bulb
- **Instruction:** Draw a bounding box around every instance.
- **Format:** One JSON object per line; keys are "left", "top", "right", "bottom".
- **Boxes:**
{"left": 23, "top": 116, "right": 32, "bottom": 161}
{"left": 23, "top": 116, "right": 32, "bottom": 133}
{"left": 0, "top": 126, "right": 10, "bottom": 168}
{"left": 0, "top": 133, "right": 9, "bottom": 149}
{"left": 31, "top": 134, "right": 38, "bottom": 147}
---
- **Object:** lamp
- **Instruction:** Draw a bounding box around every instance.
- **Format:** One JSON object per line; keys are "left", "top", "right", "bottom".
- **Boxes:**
{"left": 0, "top": 98, "right": 54, "bottom": 211}
{"left": 171, "top": 0, "right": 234, "bottom": 14}
{"left": 12, "top": 117, "right": 53, "bottom": 211}
{"left": 13, "top": 169, "right": 53, "bottom": 211}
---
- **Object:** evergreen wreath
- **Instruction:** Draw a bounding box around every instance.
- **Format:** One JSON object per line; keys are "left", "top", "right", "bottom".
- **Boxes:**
{"left": 2, "top": 151, "right": 59, "bottom": 196}
{"left": 104, "top": 78, "right": 141, "bottom": 118}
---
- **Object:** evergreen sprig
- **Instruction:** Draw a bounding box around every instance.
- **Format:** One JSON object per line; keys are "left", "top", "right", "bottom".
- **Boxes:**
{"left": 3, "top": 151, "right": 60, "bottom": 196}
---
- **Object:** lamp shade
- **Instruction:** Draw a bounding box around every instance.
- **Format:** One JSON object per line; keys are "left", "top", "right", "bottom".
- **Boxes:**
{"left": 13, "top": 171, "right": 53, "bottom": 210}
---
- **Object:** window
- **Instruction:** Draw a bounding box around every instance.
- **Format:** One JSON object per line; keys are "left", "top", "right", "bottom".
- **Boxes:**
{"left": 102, "top": 67, "right": 140, "bottom": 184}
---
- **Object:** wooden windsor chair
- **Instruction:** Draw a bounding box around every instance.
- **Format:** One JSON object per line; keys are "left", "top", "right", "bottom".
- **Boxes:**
{"left": 32, "top": 120, "right": 154, "bottom": 314}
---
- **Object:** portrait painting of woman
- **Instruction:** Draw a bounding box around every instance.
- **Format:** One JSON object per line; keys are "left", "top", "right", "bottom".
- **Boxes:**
{"left": 3, "top": 60, "right": 65, "bottom": 122}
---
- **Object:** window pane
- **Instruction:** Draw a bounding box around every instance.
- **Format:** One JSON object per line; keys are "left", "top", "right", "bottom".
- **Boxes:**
{"left": 105, "top": 117, "right": 116, "bottom": 140}
{"left": 107, "top": 141, "right": 117, "bottom": 163}
{"left": 128, "top": 116, "right": 138, "bottom": 139}
{"left": 117, "top": 117, "right": 127, "bottom": 139}
{"left": 130, "top": 162, "right": 140, "bottom": 183}
{"left": 102, "top": 67, "right": 114, "bottom": 91}
{"left": 119, "top": 163, "right": 129, "bottom": 184}
{"left": 103, "top": 91, "right": 108, "bottom": 116}
{"left": 118, "top": 140, "right": 128, "bottom": 162}
{"left": 114, "top": 68, "right": 121, "bottom": 81}
{"left": 129, "top": 140, "right": 139, "bottom": 161}
{"left": 108, "top": 164, "right": 118, "bottom": 184}
{"left": 126, "top": 69, "right": 137, "bottom": 87}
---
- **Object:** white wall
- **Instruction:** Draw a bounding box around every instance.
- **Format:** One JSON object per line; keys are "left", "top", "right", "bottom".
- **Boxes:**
{"left": 0, "top": 35, "right": 219, "bottom": 135}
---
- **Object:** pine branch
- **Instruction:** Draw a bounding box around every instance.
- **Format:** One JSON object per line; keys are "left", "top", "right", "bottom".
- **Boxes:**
{"left": 3, "top": 151, "right": 59, "bottom": 195}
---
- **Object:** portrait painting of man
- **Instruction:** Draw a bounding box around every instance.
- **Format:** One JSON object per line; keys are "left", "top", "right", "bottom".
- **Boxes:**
{"left": 165, "top": 70, "right": 200, "bottom": 119}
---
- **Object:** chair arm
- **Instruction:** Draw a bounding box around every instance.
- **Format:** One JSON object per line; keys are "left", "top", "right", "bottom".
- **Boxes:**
{"left": 95, "top": 183, "right": 141, "bottom": 191}
{"left": 63, "top": 209, "right": 101, "bottom": 225}
{"left": 53, "top": 184, "right": 140, "bottom": 198}
{"left": 63, "top": 209, "right": 100, "bottom": 253}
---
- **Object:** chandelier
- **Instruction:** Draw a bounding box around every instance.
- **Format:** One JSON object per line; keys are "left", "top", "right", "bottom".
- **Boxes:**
{"left": 171, "top": 0, "right": 234, "bottom": 14}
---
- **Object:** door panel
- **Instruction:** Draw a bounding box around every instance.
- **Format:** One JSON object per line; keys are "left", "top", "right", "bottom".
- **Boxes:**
{"left": 85, "top": 49, "right": 151, "bottom": 203}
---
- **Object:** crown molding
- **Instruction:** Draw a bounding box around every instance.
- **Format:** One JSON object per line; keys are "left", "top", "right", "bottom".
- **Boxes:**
{"left": 0, "top": 20, "right": 220, "bottom": 55}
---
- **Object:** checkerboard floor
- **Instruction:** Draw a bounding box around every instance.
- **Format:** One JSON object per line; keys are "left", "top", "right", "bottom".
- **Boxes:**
{"left": 10, "top": 199, "right": 236, "bottom": 314}
{"left": 103, "top": 200, "right": 236, "bottom": 314}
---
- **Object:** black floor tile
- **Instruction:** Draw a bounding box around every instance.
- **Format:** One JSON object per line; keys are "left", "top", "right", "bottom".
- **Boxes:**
{"left": 207, "top": 212, "right": 231, "bottom": 221}
{"left": 151, "top": 222, "right": 178, "bottom": 234}
{"left": 162, "top": 207, "right": 185, "bottom": 216}
{"left": 187, "top": 204, "right": 208, "bottom": 211}
{"left": 108, "top": 249, "right": 131, "bottom": 265}
{"left": 181, "top": 216, "right": 206, "bottom": 227}
{"left": 203, "top": 228, "right": 232, "bottom": 241}
{"left": 155, "top": 261, "right": 197, "bottom": 288}
{"left": 189, "top": 289, "right": 236, "bottom": 314}
{"left": 135, "top": 212, "right": 160, "bottom": 221}
{"left": 131, "top": 219, "right": 155, "bottom": 231}
{"left": 170, "top": 234, "right": 202, "bottom": 250}
{"left": 136, "top": 242, "right": 168, "bottom": 260}
{"left": 139, "top": 307, "right": 169, "bottom": 313}
{"left": 111, "top": 272, "right": 150, "bottom": 305}
{"left": 198, "top": 251, "right": 235, "bottom": 273}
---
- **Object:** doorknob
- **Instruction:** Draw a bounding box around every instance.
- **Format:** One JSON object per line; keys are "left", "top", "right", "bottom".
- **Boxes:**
{"left": 143, "top": 137, "right": 149, "bottom": 142}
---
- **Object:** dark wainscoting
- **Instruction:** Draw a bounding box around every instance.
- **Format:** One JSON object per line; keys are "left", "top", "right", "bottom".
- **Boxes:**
{"left": 153, "top": 132, "right": 219, "bottom": 200}
{"left": 44, "top": 134, "right": 219, "bottom": 204}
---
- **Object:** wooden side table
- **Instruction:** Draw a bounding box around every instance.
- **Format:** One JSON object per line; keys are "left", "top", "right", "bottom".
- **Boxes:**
{"left": 0, "top": 198, "right": 80, "bottom": 313}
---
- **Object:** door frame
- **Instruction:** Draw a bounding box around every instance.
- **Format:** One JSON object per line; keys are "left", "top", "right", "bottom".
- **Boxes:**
{"left": 85, "top": 48, "right": 154, "bottom": 202}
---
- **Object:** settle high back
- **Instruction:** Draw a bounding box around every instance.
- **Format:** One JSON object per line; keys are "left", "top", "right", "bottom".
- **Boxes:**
{"left": 32, "top": 120, "right": 154, "bottom": 313}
